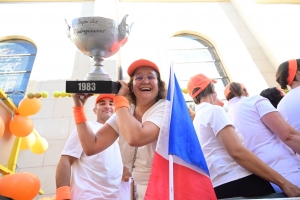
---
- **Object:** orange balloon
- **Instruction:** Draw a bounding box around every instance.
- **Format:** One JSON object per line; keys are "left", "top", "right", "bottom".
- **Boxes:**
{"left": 0, "top": 172, "right": 40, "bottom": 200}
{"left": 9, "top": 115, "right": 34, "bottom": 137}
{"left": 18, "top": 97, "right": 42, "bottom": 116}
{"left": 0, "top": 117, "right": 4, "bottom": 138}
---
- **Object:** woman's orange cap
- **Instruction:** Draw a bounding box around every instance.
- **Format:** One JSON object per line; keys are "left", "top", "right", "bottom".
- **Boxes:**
{"left": 127, "top": 59, "right": 160, "bottom": 76}
{"left": 187, "top": 74, "right": 216, "bottom": 98}
{"left": 95, "top": 94, "right": 115, "bottom": 104}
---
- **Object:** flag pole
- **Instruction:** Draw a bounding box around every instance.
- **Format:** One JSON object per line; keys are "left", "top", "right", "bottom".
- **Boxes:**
{"left": 169, "top": 62, "right": 175, "bottom": 200}
{"left": 169, "top": 155, "right": 174, "bottom": 200}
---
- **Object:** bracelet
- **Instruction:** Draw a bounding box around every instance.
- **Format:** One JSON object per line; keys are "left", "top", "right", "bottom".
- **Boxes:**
{"left": 73, "top": 106, "right": 87, "bottom": 124}
{"left": 56, "top": 186, "right": 71, "bottom": 200}
{"left": 114, "top": 96, "right": 130, "bottom": 111}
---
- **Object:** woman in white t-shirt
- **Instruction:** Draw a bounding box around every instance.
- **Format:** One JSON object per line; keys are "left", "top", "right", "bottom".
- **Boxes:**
{"left": 71, "top": 59, "right": 167, "bottom": 200}
{"left": 187, "top": 74, "right": 300, "bottom": 199}
{"left": 276, "top": 59, "right": 300, "bottom": 145}
{"left": 225, "top": 82, "right": 300, "bottom": 193}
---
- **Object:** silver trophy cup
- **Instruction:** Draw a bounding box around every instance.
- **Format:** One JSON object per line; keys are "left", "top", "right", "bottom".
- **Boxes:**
{"left": 65, "top": 15, "right": 132, "bottom": 94}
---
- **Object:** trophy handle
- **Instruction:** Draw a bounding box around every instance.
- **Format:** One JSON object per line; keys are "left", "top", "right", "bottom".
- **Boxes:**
{"left": 64, "top": 19, "right": 71, "bottom": 38}
{"left": 118, "top": 14, "right": 129, "bottom": 40}
{"left": 128, "top": 22, "right": 134, "bottom": 35}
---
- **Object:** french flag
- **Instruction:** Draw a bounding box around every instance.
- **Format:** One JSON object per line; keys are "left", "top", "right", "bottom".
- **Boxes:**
{"left": 144, "top": 66, "right": 216, "bottom": 200}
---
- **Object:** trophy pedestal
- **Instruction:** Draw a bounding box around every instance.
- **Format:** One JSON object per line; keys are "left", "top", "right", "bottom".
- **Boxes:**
{"left": 66, "top": 80, "right": 120, "bottom": 94}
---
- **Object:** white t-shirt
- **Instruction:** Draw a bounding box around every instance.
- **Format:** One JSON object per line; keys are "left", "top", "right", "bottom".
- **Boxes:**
{"left": 227, "top": 96, "right": 300, "bottom": 176}
{"left": 62, "top": 121, "right": 123, "bottom": 200}
{"left": 106, "top": 99, "right": 166, "bottom": 200}
{"left": 277, "top": 86, "right": 300, "bottom": 161}
{"left": 193, "top": 102, "right": 251, "bottom": 188}
{"left": 278, "top": 86, "right": 300, "bottom": 132}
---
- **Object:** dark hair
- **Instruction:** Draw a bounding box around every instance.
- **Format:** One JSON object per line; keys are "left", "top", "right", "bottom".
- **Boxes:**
{"left": 192, "top": 82, "right": 215, "bottom": 104}
{"left": 260, "top": 87, "right": 283, "bottom": 108}
{"left": 126, "top": 69, "right": 167, "bottom": 105}
{"left": 225, "top": 82, "right": 243, "bottom": 101}
{"left": 276, "top": 59, "right": 300, "bottom": 89}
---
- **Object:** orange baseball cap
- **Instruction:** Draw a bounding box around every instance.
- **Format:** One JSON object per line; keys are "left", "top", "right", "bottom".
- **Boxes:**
{"left": 95, "top": 94, "right": 115, "bottom": 104}
{"left": 127, "top": 59, "right": 160, "bottom": 76}
{"left": 187, "top": 74, "right": 217, "bottom": 98}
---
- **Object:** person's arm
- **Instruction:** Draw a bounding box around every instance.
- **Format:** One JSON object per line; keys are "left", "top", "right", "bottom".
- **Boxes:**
{"left": 218, "top": 125, "right": 300, "bottom": 197}
{"left": 261, "top": 111, "right": 300, "bottom": 154}
{"left": 122, "top": 166, "right": 131, "bottom": 182}
{"left": 56, "top": 155, "right": 76, "bottom": 188}
{"left": 76, "top": 122, "right": 119, "bottom": 156}
{"left": 55, "top": 155, "right": 77, "bottom": 200}
{"left": 116, "top": 107, "right": 160, "bottom": 146}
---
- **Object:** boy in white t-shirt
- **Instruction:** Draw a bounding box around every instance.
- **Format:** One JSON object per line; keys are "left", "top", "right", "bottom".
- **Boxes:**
{"left": 55, "top": 94, "right": 128, "bottom": 200}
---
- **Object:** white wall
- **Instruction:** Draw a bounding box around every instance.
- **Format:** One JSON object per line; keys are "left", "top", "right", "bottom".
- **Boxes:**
{"left": 232, "top": 0, "right": 300, "bottom": 69}
{"left": 118, "top": 2, "right": 269, "bottom": 95}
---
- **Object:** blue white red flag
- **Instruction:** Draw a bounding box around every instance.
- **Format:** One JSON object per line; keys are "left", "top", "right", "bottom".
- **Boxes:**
{"left": 144, "top": 66, "right": 216, "bottom": 200}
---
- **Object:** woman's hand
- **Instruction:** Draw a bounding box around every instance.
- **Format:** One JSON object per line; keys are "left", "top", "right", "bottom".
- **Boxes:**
{"left": 72, "top": 93, "right": 93, "bottom": 107}
{"left": 117, "top": 80, "right": 130, "bottom": 97}
{"left": 280, "top": 181, "right": 300, "bottom": 197}
{"left": 122, "top": 166, "right": 131, "bottom": 182}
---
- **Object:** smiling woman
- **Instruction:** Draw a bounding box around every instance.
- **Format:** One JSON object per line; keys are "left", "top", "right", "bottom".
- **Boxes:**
{"left": 71, "top": 58, "right": 167, "bottom": 200}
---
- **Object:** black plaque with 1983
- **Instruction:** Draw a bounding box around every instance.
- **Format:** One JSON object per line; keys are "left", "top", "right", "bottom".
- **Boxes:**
{"left": 66, "top": 80, "right": 121, "bottom": 94}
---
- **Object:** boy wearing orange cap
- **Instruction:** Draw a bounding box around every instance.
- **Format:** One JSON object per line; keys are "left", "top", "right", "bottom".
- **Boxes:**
{"left": 55, "top": 94, "right": 124, "bottom": 200}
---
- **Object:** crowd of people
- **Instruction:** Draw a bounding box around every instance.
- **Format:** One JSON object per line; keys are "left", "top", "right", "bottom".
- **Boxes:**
{"left": 54, "top": 58, "right": 300, "bottom": 200}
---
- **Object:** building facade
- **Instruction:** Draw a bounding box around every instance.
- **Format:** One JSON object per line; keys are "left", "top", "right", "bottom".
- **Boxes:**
{"left": 0, "top": 0, "right": 299, "bottom": 198}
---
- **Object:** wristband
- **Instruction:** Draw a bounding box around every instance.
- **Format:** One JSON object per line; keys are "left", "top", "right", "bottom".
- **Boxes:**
{"left": 114, "top": 96, "right": 130, "bottom": 111}
{"left": 56, "top": 186, "right": 71, "bottom": 200}
{"left": 73, "top": 106, "right": 87, "bottom": 124}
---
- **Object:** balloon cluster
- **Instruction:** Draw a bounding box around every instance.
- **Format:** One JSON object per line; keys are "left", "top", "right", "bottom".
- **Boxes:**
{"left": 27, "top": 91, "right": 73, "bottom": 99}
{"left": 52, "top": 91, "right": 72, "bottom": 98}
{"left": 0, "top": 172, "right": 40, "bottom": 200}
{"left": 6, "top": 97, "right": 49, "bottom": 154}
{"left": 20, "top": 129, "right": 49, "bottom": 154}
{"left": 27, "top": 91, "right": 49, "bottom": 99}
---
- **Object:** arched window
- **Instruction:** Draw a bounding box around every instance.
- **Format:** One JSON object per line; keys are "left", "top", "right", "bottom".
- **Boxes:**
{"left": 167, "top": 34, "right": 229, "bottom": 110}
{"left": 0, "top": 40, "right": 37, "bottom": 106}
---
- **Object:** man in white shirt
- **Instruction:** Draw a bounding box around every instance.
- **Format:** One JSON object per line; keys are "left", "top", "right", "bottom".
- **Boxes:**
{"left": 55, "top": 94, "right": 124, "bottom": 200}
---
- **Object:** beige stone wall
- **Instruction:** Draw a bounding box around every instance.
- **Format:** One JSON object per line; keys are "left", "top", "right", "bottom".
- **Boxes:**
{"left": 0, "top": 0, "right": 299, "bottom": 199}
{"left": 232, "top": 0, "right": 300, "bottom": 86}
